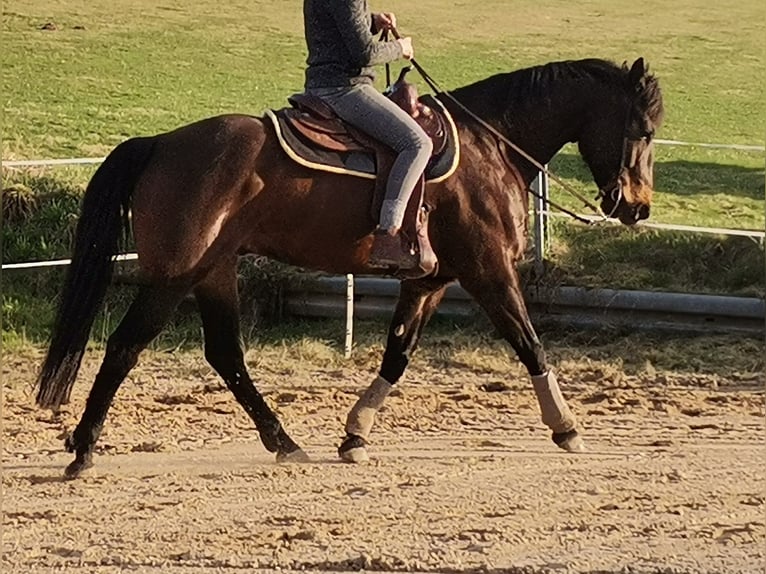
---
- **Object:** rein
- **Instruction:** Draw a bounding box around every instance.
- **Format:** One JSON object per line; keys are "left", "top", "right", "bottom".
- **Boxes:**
{"left": 387, "top": 27, "right": 610, "bottom": 224}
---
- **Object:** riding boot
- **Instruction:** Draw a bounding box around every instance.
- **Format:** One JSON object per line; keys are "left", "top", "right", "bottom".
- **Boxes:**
{"left": 368, "top": 228, "right": 419, "bottom": 270}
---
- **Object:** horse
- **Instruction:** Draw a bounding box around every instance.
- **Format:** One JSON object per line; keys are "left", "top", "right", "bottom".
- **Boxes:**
{"left": 35, "top": 57, "right": 663, "bottom": 477}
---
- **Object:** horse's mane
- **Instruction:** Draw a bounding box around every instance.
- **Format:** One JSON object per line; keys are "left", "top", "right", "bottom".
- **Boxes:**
{"left": 452, "top": 58, "right": 664, "bottom": 124}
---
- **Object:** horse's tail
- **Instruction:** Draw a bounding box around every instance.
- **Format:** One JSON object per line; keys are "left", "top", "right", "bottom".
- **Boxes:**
{"left": 36, "top": 136, "right": 156, "bottom": 409}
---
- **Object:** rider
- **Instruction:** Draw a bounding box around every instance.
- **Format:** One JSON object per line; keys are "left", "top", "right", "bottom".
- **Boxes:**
{"left": 303, "top": 0, "right": 433, "bottom": 270}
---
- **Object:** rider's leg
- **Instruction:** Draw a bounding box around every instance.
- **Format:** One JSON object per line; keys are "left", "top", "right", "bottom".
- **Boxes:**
{"left": 309, "top": 84, "right": 433, "bottom": 267}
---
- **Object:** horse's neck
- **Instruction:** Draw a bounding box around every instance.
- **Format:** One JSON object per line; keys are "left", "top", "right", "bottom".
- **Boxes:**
{"left": 445, "top": 82, "right": 586, "bottom": 183}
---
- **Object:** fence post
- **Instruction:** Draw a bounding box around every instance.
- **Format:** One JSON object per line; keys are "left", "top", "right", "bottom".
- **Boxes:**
{"left": 344, "top": 273, "right": 354, "bottom": 358}
{"left": 532, "top": 168, "right": 550, "bottom": 275}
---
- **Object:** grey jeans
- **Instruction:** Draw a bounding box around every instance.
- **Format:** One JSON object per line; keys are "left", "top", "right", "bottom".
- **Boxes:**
{"left": 307, "top": 83, "right": 433, "bottom": 230}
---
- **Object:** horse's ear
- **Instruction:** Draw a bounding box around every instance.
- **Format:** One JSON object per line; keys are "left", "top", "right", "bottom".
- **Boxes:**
{"left": 629, "top": 57, "right": 646, "bottom": 85}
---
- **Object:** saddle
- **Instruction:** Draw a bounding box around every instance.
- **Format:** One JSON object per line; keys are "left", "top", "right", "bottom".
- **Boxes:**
{"left": 268, "top": 69, "right": 460, "bottom": 278}
{"left": 285, "top": 86, "right": 448, "bottom": 158}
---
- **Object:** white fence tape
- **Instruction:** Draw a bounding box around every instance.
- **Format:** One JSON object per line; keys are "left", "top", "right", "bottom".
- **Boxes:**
{"left": 1, "top": 138, "right": 763, "bottom": 271}
{"left": 542, "top": 211, "right": 765, "bottom": 239}
{"left": 1, "top": 137, "right": 763, "bottom": 169}
{"left": 654, "top": 139, "right": 764, "bottom": 152}
{"left": 3, "top": 157, "right": 106, "bottom": 168}
{"left": 2, "top": 253, "right": 138, "bottom": 270}
{"left": 4, "top": 206, "right": 763, "bottom": 272}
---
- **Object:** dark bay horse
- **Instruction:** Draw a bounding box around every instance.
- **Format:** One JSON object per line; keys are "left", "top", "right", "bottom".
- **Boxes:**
{"left": 36, "top": 57, "right": 663, "bottom": 477}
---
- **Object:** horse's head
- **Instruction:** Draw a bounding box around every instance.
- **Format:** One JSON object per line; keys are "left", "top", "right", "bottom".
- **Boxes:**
{"left": 578, "top": 58, "right": 664, "bottom": 225}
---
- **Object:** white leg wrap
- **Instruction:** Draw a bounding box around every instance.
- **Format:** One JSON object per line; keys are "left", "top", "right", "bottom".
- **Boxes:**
{"left": 345, "top": 376, "right": 393, "bottom": 441}
{"left": 531, "top": 370, "right": 577, "bottom": 433}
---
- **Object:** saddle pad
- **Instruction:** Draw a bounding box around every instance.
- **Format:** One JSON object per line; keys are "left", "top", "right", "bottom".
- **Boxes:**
{"left": 266, "top": 94, "right": 460, "bottom": 183}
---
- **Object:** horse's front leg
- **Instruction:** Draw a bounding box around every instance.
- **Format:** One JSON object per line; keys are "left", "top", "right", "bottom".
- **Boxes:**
{"left": 339, "top": 277, "right": 451, "bottom": 463}
{"left": 460, "top": 261, "right": 585, "bottom": 453}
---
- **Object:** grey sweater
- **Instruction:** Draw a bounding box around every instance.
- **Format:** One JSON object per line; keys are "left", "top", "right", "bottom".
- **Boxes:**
{"left": 304, "top": 0, "right": 404, "bottom": 89}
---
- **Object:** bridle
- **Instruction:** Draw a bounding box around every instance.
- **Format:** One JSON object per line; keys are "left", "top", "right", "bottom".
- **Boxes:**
{"left": 387, "top": 28, "right": 644, "bottom": 225}
{"left": 596, "top": 110, "right": 654, "bottom": 220}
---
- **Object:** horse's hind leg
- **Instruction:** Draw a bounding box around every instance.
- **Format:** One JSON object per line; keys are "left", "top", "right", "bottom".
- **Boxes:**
{"left": 194, "top": 258, "right": 307, "bottom": 462}
{"left": 339, "top": 277, "right": 451, "bottom": 463}
{"left": 460, "top": 264, "right": 584, "bottom": 453}
{"left": 65, "top": 285, "right": 188, "bottom": 478}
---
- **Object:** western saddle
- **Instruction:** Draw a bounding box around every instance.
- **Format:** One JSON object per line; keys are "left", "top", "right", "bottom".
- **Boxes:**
{"left": 278, "top": 68, "right": 451, "bottom": 277}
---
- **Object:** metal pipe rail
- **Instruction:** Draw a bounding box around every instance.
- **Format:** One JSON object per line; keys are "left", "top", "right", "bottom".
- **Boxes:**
{"left": 284, "top": 276, "right": 766, "bottom": 336}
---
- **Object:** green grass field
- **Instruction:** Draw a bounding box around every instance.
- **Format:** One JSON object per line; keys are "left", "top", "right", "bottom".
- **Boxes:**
{"left": 2, "top": 0, "right": 765, "bottom": 350}
{"left": 3, "top": 0, "right": 764, "bottom": 220}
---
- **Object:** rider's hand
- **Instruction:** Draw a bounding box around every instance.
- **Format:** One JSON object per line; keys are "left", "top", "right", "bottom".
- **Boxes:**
{"left": 397, "top": 37, "right": 414, "bottom": 60}
{"left": 373, "top": 12, "right": 397, "bottom": 32}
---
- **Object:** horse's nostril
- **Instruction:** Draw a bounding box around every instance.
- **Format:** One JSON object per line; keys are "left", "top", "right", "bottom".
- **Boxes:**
{"left": 637, "top": 205, "right": 650, "bottom": 220}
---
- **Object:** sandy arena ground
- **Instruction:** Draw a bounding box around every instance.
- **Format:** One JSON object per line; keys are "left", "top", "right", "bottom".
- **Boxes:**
{"left": 2, "top": 347, "right": 764, "bottom": 574}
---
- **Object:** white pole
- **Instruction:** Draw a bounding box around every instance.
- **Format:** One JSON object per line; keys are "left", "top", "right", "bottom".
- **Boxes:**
{"left": 541, "top": 166, "right": 550, "bottom": 252}
{"left": 344, "top": 273, "right": 354, "bottom": 358}
{"left": 532, "top": 168, "right": 550, "bottom": 275}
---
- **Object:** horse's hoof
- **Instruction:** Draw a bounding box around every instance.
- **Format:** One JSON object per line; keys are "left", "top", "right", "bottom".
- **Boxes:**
{"left": 552, "top": 430, "right": 586, "bottom": 453}
{"left": 340, "top": 446, "right": 370, "bottom": 463}
{"left": 64, "top": 456, "right": 93, "bottom": 479}
{"left": 276, "top": 448, "right": 310, "bottom": 463}
{"left": 338, "top": 434, "right": 369, "bottom": 464}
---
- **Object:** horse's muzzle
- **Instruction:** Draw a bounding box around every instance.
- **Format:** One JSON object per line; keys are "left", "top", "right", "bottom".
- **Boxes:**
{"left": 600, "top": 182, "right": 651, "bottom": 225}
{"left": 617, "top": 203, "right": 650, "bottom": 225}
